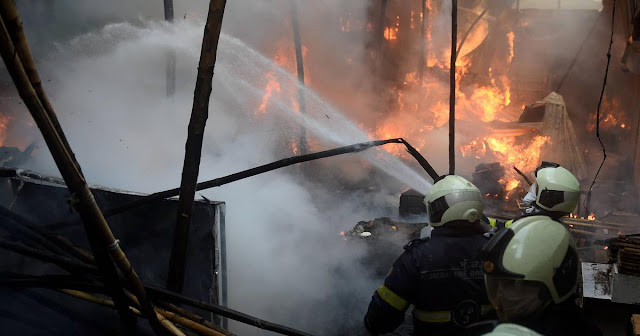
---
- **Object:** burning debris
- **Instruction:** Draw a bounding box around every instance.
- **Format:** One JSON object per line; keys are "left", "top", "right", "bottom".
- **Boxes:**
{"left": 0, "top": 143, "right": 35, "bottom": 168}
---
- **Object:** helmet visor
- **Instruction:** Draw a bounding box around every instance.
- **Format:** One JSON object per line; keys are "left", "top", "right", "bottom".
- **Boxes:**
{"left": 427, "top": 190, "right": 481, "bottom": 223}
{"left": 538, "top": 189, "right": 580, "bottom": 209}
{"left": 485, "top": 277, "right": 550, "bottom": 322}
{"left": 481, "top": 228, "right": 525, "bottom": 279}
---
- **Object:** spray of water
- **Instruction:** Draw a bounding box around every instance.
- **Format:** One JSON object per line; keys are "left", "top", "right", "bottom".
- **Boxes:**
{"left": 14, "top": 19, "right": 428, "bottom": 335}
{"left": 215, "top": 34, "right": 431, "bottom": 193}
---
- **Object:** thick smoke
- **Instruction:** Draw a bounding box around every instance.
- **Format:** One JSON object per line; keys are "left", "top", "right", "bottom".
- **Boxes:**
{"left": 6, "top": 0, "right": 634, "bottom": 334}
{"left": 9, "top": 1, "right": 432, "bottom": 335}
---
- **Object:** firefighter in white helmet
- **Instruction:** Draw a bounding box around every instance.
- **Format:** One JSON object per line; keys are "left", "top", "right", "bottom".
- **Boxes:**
{"left": 486, "top": 162, "right": 580, "bottom": 232}
{"left": 365, "top": 175, "right": 494, "bottom": 335}
{"left": 524, "top": 162, "right": 580, "bottom": 220}
{"left": 479, "top": 217, "right": 602, "bottom": 336}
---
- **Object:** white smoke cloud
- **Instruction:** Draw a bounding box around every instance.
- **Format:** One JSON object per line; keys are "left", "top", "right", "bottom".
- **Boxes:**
{"left": 11, "top": 2, "right": 432, "bottom": 334}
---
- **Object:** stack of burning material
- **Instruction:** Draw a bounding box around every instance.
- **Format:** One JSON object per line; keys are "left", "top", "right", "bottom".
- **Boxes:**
{"left": 609, "top": 234, "right": 640, "bottom": 276}
{"left": 562, "top": 216, "right": 625, "bottom": 239}
{"left": 518, "top": 92, "right": 588, "bottom": 180}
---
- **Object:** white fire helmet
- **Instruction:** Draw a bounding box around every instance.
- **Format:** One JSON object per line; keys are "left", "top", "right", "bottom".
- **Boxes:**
{"left": 483, "top": 323, "right": 543, "bottom": 336}
{"left": 482, "top": 216, "right": 579, "bottom": 322}
{"left": 534, "top": 166, "right": 580, "bottom": 213}
{"left": 423, "top": 175, "right": 483, "bottom": 227}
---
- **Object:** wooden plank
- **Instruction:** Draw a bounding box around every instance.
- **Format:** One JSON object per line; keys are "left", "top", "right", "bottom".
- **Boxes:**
{"left": 631, "top": 314, "right": 640, "bottom": 336}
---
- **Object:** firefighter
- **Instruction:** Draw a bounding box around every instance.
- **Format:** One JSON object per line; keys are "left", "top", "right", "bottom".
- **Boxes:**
{"left": 522, "top": 161, "right": 561, "bottom": 214}
{"left": 364, "top": 175, "right": 493, "bottom": 335}
{"left": 485, "top": 162, "right": 579, "bottom": 231}
{"left": 480, "top": 216, "right": 602, "bottom": 336}
{"left": 524, "top": 164, "right": 580, "bottom": 220}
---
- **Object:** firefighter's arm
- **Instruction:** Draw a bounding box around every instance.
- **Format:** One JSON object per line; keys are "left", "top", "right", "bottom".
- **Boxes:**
{"left": 364, "top": 250, "right": 419, "bottom": 334}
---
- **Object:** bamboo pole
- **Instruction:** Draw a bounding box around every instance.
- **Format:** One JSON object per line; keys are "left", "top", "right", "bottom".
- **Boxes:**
{"left": 164, "top": 0, "right": 176, "bottom": 98}
{"left": 0, "top": 204, "right": 95, "bottom": 264}
{"left": 455, "top": 7, "right": 487, "bottom": 60}
{"left": 145, "top": 284, "right": 314, "bottom": 336}
{"left": 0, "top": 4, "right": 163, "bottom": 334}
{"left": 103, "top": 137, "right": 443, "bottom": 218}
{"left": 158, "top": 309, "right": 224, "bottom": 336}
{"left": 377, "top": 0, "right": 388, "bottom": 72}
{"left": 513, "top": 166, "right": 533, "bottom": 186}
{"left": 449, "top": 0, "right": 457, "bottom": 175}
{"left": 126, "top": 291, "right": 220, "bottom": 336}
{"left": 0, "top": 272, "right": 107, "bottom": 293}
{"left": 1, "top": 273, "right": 226, "bottom": 336}
{"left": 0, "top": 239, "right": 99, "bottom": 275}
{"left": 159, "top": 302, "right": 235, "bottom": 336}
{"left": 289, "top": 0, "right": 307, "bottom": 155}
{"left": 0, "top": 2, "right": 82, "bottom": 177}
{"left": 0, "top": 270, "right": 309, "bottom": 336}
{"left": 168, "top": 0, "right": 227, "bottom": 293}
{"left": 59, "top": 289, "right": 186, "bottom": 336}
{"left": 163, "top": 0, "right": 174, "bottom": 21}
{"left": 104, "top": 138, "right": 405, "bottom": 217}
{"left": 418, "top": 0, "right": 427, "bottom": 83}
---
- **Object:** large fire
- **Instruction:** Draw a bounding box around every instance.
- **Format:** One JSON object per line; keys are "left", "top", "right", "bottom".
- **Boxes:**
{"left": 255, "top": 3, "right": 548, "bottom": 201}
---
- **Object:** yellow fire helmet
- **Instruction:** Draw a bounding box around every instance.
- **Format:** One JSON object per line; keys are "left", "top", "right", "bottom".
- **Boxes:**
{"left": 534, "top": 166, "right": 580, "bottom": 213}
{"left": 481, "top": 216, "right": 579, "bottom": 320}
{"left": 423, "top": 175, "right": 483, "bottom": 227}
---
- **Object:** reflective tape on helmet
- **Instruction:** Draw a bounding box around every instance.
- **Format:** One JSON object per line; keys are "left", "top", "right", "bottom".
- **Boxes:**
{"left": 413, "top": 305, "right": 494, "bottom": 323}
{"left": 376, "top": 285, "right": 409, "bottom": 311}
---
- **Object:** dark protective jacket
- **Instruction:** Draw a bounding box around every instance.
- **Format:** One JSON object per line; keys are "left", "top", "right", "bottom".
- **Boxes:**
{"left": 519, "top": 300, "right": 603, "bottom": 336}
{"left": 364, "top": 223, "right": 493, "bottom": 335}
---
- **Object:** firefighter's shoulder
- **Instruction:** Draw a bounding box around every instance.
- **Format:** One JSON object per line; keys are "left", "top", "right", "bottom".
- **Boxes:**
{"left": 403, "top": 237, "right": 429, "bottom": 250}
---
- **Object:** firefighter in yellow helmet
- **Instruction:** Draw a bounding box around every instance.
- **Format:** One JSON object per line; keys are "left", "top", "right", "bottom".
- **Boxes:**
{"left": 364, "top": 175, "right": 493, "bottom": 335}
{"left": 480, "top": 217, "right": 602, "bottom": 336}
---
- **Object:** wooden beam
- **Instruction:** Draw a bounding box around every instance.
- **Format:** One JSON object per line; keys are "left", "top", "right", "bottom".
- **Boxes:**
{"left": 449, "top": 0, "right": 457, "bottom": 175}
{"left": 289, "top": 0, "right": 307, "bottom": 155}
{"left": 168, "top": 0, "right": 227, "bottom": 293}
{"left": 164, "top": 0, "right": 175, "bottom": 98}
{"left": 418, "top": 0, "right": 427, "bottom": 83}
{"left": 0, "top": 2, "right": 161, "bottom": 334}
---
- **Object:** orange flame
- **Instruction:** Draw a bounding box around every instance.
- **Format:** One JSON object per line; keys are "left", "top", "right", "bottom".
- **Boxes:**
{"left": 506, "top": 31, "right": 515, "bottom": 63}
{"left": 485, "top": 135, "right": 550, "bottom": 172}
{"left": 587, "top": 95, "right": 627, "bottom": 131}
{"left": 502, "top": 178, "right": 520, "bottom": 192}
{"left": 384, "top": 26, "right": 398, "bottom": 40}
{"left": 587, "top": 213, "right": 596, "bottom": 221}
{"left": 256, "top": 73, "right": 281, "bottom": 115}
{"left": 460, "top": 139, "right": 487, "bottom": 159}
